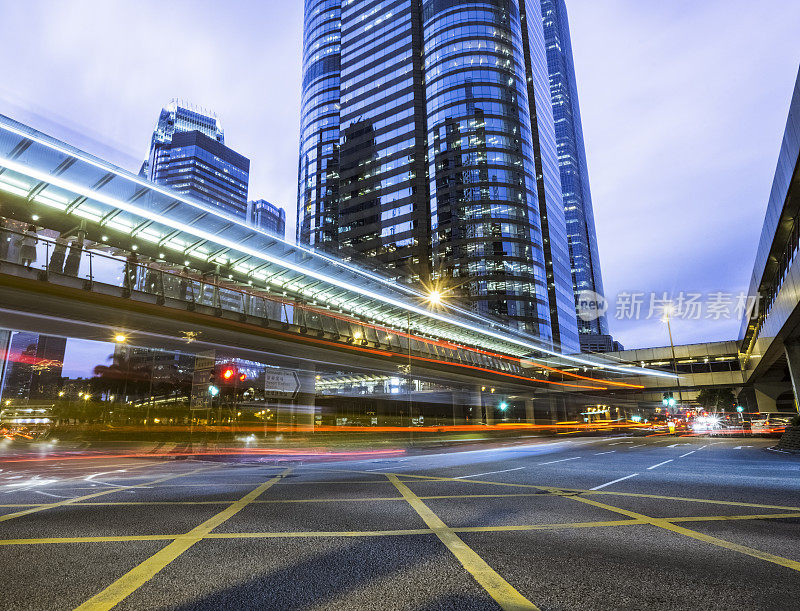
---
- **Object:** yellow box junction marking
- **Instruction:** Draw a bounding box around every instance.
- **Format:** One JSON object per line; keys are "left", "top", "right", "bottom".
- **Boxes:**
{"left": 546, "top": 488, "right": 800, "bottom": 574}
{"left": 74, "top": 468, "right": 292, "bottom": 611}
{"left": 387, "top": 474, "right": 538, "bottom": 611}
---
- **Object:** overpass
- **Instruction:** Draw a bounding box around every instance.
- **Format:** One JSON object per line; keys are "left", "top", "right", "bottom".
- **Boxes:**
{"left": 0, "top": 115, "right": 675, "bottom": 425}
{"left": 737, "top": 66, "right": 800, "bottom": 413}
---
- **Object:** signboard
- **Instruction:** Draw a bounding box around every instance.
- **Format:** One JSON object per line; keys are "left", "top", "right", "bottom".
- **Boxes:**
{"left": 264, "top": 370, "right": 300, "bottom": 400}
{"left": 190, "top": 350, "right": 216, "bottom": 410}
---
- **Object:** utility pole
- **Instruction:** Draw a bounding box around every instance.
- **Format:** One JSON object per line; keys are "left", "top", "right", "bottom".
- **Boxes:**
{"left": 663, "top": 308, "right": 683, "bottom": 411}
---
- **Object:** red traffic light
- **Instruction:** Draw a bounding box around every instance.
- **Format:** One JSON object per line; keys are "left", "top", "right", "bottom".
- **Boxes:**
{"left": 222, "top": 367, "right": 236, "bottom": 381}
{"left": 238, "top": 373, "right": 247, "bottom": 382}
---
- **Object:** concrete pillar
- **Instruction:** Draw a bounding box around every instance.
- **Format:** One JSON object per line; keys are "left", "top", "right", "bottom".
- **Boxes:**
{"left": 293, "top": 365, "right": 317, "bottom": 430}
{"left": 754, "top": 388, "right": 778, "bottom": 413}
{"left": 485, "top": 389, "right": 495, "bottom": 426}
{"left": 451, "top": 390, "right": 461, "bottom": 426}
{"left": 524, "top": 399, "right": 535, "bottom": 425}
{"left": 784, "top": 341, "right": 800, "bottom": 412}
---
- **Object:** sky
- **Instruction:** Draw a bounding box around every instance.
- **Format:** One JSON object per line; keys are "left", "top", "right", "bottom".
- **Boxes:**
{"left": 1, "top": 0, "right": 799, "bottom": 357}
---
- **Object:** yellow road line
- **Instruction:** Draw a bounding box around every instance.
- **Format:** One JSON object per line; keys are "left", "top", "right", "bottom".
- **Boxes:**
{"left": 387, "top": 474, "right": 538, "bottom": 611}
{"left": 552, "top": 490, "right": 800, "bottom": 573}
{"left": 205, "top": 528, "right": 434, "bottom": 539}
{"left": 583, "top": 490, "right": 800, "bottom": 512}
{"left": 668, "top": 512, "right": 800, "bottom": 523}
{"left": 0, "top": 535, "right": 178, "bottom": 545}
{"left": 2, "top": 511, "right": 798, "bottom": 548}
{"left": 0, "top": 504, "right": 45, "bottom": 508}
{"left": 388, "top": 472, "right": 800, "bottom": 512}
{"left": 79, "top": 496, "right": 404, "bottom": 506}
{"left": 74, "top": 468, "right": 291, "bottom": 611}
{"left": 454, "top": 519, "right": 646, "bottom": 532}
{"left": 0, "top": 466, "right": 218, "bottom": 524}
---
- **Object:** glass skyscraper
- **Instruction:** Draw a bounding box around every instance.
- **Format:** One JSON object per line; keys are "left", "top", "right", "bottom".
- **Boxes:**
{"left": 248, "top": 199, "right": 286, "bottom": 238}
{"left": 540, "top": 0, "right": 612, "bottom": 350}
{"left": 144, "top": 101, "right": 250, "bottom": 219}
{"left": 299, "top": 0, "right": 579, "bottom": 350}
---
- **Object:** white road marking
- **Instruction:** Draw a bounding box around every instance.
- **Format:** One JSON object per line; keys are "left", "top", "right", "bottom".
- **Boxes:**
{"left": 34, "top": 490, "right": 72, "bottom": 499}
{"left": 594, "top": 451, "right": 615, "bottom": 455}
{"left": 647, "top": 459, "right": 674, "bottom": 470}
{"left": 455, "top": 467, "right": 526, "bottom": 479}
{"left": 679, "top": 450, "right": 696, "bottom": 458}
{"left": 538, "top": 457, "right": 581, "bottom": 465}
{"left": 734, "top": 446, "right": 753, "bottom": 450}
{"left": 590, "top": 473, "right": 639, "bottom": 490}
{"left": 608, "top": 441, "right": 634, "bottom": 446}
{"left": 666, "top": 444, "right": 692, "bottom": 448}
{"left": 628, "top": 444, "right": 645, "bottom": 448}
{"left": 84, "top": 470, "right": 126, "bottom": 482}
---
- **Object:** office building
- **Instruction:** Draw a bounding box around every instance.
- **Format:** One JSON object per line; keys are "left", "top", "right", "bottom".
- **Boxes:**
{"left": 0, "top": 331, "right": 67, "bottom": 401}
{"left": 540, "top": 0, "right": 614, "bottom": 351}
{"left": 298, "top": 0, "right": 579, "bottom": 349}
{"left": 144, "top": 101, "right": 250, "bottom": 218}
{"left": 248, "top": 199, "right": 286, "bottom": 237}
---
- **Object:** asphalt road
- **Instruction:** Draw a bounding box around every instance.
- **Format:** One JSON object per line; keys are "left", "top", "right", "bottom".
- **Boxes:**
{"left": 0, "top": 435, "right": 798, "bottom": 610}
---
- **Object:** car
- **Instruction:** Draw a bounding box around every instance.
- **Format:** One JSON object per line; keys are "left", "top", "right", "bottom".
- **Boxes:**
{"left": 751, "top": 415, "right": 794, "bottom": 437}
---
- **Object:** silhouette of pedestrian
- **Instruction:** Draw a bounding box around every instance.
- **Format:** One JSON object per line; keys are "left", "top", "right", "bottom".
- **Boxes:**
{"left": 20, "top": 225, "right": 38, "bottom": 269}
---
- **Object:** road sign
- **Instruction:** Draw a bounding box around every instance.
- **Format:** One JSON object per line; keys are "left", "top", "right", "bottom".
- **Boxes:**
{"left": 264, "top": 370, "right": 300, "bottom": 400}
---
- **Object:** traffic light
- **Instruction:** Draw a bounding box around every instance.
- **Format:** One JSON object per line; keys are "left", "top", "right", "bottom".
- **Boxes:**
{"left": 222, "top": 366, "right": 236, "bottom": 382}
{"left": 662, "top": 392, "right": 676, "bottom": 408}
{"left": 499, "top": 401, "right": 508, "bottom": 412}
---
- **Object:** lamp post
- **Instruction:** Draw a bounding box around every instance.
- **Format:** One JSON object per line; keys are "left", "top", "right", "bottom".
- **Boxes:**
{"left": 661, "top": 307, "right": 683, "bottom": 412}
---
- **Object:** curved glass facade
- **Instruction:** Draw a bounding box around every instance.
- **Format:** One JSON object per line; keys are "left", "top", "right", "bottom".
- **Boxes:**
{"left": 298, "top": 0, "right": 342, "bottom": 248}
{"left": 424, "top": 0, "right": 551, "bottom": 337}
{"left": 298, "top": 0, "right": 580, "bottom": 351}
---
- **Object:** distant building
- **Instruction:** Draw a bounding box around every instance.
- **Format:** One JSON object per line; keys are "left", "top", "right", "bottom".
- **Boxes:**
{"left": 579, "top": 333, "right": 623, "bottom": 353}
{"left": 143, "top": 101, "right": 250, "bottom": 219}
{"left": 248, "top": 199, "right": 286, "bottom": 238}
{"left": 0, "top": 331, "right": 67, "bottom": 402}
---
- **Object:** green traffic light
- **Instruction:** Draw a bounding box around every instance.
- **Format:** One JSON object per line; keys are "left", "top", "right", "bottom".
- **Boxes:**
{"left": 499, "top": 401, "right": 508, "bottom": 411}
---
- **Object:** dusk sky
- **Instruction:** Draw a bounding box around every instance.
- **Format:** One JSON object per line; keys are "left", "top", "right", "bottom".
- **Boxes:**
{"left": 2, "top": 0, "right": 800, "bottom": 361}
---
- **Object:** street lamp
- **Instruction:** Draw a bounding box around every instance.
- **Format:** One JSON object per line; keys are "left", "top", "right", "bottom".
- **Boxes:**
{"left": 114, "top": 334, "right": 127, "bottom": 343}
{"left": 661, "top": 305, "right": 683, "bottom": 411}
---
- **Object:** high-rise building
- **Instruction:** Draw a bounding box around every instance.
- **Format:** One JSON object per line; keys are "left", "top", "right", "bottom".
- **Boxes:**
{"left": 0, "top": 331, "right": 67, "bottom": 401}
{"left": 540, "top": 0, "right": 612, "bottom": 351}
{"left": 298, "top": 0, "right": 579, "bottom": 350}
{"left": 248, "top": 199, "right": 286, "bottom": 237}
{"left": 144, "top": 101, "right": 250, "bottom": 219}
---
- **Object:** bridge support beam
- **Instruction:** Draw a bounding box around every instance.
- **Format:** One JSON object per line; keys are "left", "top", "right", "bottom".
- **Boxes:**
{"left": 783, "top": 341, "right": 800, "bottom": 412}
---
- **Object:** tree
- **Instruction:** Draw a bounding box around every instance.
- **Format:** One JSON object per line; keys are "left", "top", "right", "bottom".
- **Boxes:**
{"left": 695, "top": 388, "right": 736, "bottom": 411}
{"left": 90, "top": 353, "right": 151, "bottom": 400}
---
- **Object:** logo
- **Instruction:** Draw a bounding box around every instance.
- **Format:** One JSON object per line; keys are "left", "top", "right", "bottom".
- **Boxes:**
{"left": 576, "top": 290, "right": 608, "bottom": 322}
